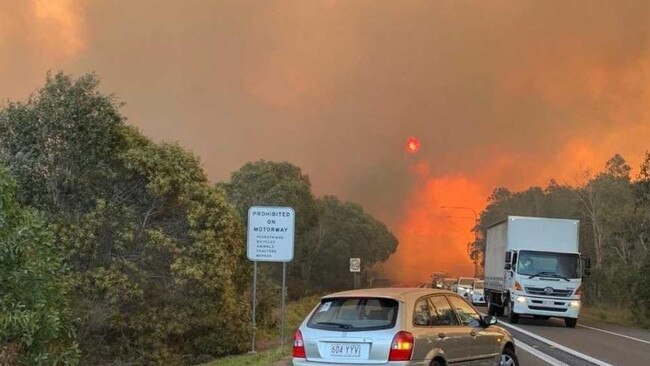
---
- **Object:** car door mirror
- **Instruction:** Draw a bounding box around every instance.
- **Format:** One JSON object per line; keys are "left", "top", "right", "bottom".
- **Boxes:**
{"left": 504, "top": 263, "right": 511, "bottom": 270}
{"left": 482, "top": 315, "right": 497, "bottom": 326}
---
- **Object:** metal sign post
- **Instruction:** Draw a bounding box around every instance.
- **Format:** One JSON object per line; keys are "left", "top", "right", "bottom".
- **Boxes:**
{"left": 350, "top": 258, "right": 361, "bottom": 289}
{"left": 281, "top": 262, "right": 286, "bottom": 345}
{"left": 251, "top": 261, "right": 257, "bottom": 353}
{"left": 247, "top": 206, "right": 295, "bottom": 352}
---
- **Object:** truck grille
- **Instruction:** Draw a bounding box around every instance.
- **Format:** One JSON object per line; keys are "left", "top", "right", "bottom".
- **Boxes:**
{"left": 529, "top": 306, "right": 568, "bottom": 312}
{"left": 525, "top": 287, "right": 573, "bottom": 297}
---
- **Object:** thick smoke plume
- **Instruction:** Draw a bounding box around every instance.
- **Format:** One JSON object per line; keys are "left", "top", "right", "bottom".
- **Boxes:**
{"left": 2, "top": 1, "right": 650, "bottom": 280}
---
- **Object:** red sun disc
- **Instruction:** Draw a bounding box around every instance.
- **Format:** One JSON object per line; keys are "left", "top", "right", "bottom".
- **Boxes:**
{"left": 406, "top": 137, "right": 421, "bottom": 153}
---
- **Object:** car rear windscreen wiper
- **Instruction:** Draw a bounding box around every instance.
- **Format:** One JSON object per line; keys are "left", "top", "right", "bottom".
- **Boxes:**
{"left": 315, "top": 321, "right": 351, "bottom": 329}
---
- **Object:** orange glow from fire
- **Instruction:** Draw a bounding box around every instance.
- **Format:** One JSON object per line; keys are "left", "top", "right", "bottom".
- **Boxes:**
{"left": 382, "top": 162, "right": 486, "bottom": 282}
{"left": 32, "top": 0, "right": 87, "bottom": 58}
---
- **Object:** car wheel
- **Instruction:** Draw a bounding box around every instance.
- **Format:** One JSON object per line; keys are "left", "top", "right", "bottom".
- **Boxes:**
{"left": 565, "top": 317, "right": 577, "bottom": 328}
{"left": 505, "top": 301, "right": 519, "bottom": 323}
{"left": 431, "top": 360, "right": 445, "bottom": 366}
{"left": 500, "top": 347, "right": 519, "bottom": 366}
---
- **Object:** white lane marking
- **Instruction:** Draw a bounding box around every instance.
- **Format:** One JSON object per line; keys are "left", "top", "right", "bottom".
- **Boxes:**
{"left": 497, "top": 321, "right": 614, "bottom": 366}
{"left": 515, "top": 338, "right": 570, "bottom": 366}
{"left": 577, "top": 324, "right": 650, "bottom": 345}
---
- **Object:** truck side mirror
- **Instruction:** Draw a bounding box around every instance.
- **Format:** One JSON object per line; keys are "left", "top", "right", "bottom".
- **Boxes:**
{"left": 504, "top": 263, "right": 511, "bottom": 270}
{"left": 581, "top": 256, "right": 591, "bottom": 276}
{"left": 505, "top": 252, "right": 512, "bottom": 263}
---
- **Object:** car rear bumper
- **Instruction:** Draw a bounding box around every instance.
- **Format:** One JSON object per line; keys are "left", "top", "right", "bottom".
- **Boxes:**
{"left": 471, "top": 295, "right": 486, "bottom": 304}
{"left": 292, "top": 358, "right": 429, "bottom": 365}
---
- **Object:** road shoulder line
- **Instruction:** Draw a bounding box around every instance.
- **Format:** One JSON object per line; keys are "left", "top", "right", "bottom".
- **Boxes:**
{"left": 497, "top": 321, "right": 614, "bottom": 366}
{"left": 515, "top": 338, "right": 570, "bottom": 366}
{"left": 577, "top": 324, "right": 650, "bottom": 345}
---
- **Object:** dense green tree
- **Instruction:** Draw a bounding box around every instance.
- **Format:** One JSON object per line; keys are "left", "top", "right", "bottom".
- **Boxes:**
{"left": 0, "top": 72, "right": 124, "bottom": 216}
{"left": 221, "top": 160, "right": 320, "bottom": 293}
{"left": 221, "top": 161, "right": 399, "bottom": 296}
{"left": 308, "top": 196, "right": 398, "bottom": 290}
{"left": 0, "top": 166, "right": 79, "bottom": 365}
{"left": 1, "top": 73, "right": 250, "bottom": 364}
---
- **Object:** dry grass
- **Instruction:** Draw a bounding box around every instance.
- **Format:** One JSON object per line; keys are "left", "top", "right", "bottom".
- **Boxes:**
{"left": 201, "top": 294, "right": 322, "bottom": 366}
{"left": 581, "top": 304, "right": 646, "bottom": 328}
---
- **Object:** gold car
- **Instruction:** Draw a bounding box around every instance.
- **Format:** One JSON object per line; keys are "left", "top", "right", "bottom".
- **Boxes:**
{"left": 293, "top": 288, "right": 518, "bottom": 365}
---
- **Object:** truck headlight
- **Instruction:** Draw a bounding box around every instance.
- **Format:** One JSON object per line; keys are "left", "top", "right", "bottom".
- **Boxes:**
{"left": 516, "top": 296, "right": 527, "bottom": 304}
{"left": 569, "top": 300, "right": 580, "bottom": 307}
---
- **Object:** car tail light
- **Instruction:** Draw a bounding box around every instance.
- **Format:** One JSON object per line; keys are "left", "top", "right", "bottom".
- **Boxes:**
{"left": 293, "top": 330, "right": 306, "bottom": 358}
{"left": 514, "top": 281, "right": 522, "bottom": 291}
{"left": 575, "top": 285, "right": 583, "bottom": 296}
{"left": 388, "top": 331, "right": 414, "bottom": 361}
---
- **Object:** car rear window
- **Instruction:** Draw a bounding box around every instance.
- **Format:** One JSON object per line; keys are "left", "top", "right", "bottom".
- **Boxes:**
{"left": 307, "top": 297, "right": 398, "bottom": 331}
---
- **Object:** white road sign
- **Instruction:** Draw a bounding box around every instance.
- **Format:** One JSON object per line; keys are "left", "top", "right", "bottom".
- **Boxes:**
{"left": 247, "top": 206, "right": 295, "bottom": 262}
{"left": 350, "top": 258, "right": 361, "bottom": 272}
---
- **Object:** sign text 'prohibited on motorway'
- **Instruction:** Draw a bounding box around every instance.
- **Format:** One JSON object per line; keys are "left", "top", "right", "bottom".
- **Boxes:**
{"left": 247, "top": 206, "right": 295, "bottom": 262}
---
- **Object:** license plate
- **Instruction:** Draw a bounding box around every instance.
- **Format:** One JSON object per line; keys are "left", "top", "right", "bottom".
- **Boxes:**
{"left": 329, "top": 343, "right": 361, "bottom": 357}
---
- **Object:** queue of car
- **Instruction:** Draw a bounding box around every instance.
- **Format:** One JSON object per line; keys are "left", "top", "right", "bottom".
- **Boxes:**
{"left": 292, "top": 287, "right": 519, "bottom": 366}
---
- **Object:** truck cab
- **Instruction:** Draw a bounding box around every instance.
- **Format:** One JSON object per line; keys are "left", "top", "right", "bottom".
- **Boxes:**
{"left": 503, "top": 248, "right": 586, "bottom": 327}
{"left": 484, "top": 216, "right": 590, "bottom": 328}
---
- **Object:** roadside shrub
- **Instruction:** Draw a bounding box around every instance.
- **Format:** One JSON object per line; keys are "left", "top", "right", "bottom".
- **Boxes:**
{"left": 0, "top": 166, "right": 79, "bottom": 365}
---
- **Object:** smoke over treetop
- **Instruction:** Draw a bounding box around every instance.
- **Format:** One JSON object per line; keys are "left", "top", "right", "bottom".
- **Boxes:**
{"left": 2, "top": 1, "right": 650, "bottom": 279}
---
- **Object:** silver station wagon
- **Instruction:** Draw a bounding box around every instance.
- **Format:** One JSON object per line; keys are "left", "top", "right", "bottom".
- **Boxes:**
{"left": 292, "top": 288, "right": 518, "bottom": 366}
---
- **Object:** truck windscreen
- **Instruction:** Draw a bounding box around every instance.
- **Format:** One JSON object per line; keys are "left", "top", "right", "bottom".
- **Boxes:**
{"left": 517, "top": 250, "right": 580, "bottom": 278}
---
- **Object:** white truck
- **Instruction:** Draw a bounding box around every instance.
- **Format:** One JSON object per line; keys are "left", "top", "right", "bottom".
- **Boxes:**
{"left": 484, "top": 216, "right": 590, "bottom": 327}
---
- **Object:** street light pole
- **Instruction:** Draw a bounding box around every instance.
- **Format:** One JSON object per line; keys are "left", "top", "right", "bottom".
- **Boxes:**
{"left": 440, "top": 206, "right": 481, "bottom": 277}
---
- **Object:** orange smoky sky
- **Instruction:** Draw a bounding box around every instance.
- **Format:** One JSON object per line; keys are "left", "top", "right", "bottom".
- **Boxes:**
{"left": 2, "top": 1, "right": 650, "bottom": 281}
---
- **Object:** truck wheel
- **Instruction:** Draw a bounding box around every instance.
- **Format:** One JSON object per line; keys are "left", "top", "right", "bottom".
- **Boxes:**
{"left": 506, "top": 301, "right": 519, "bottom": 323}
{"left": 496, "top": 306, "right": 504, "bottom": 317}
{"left": 564, "top": 318, "right": 577, "bottom": 328}
{"left": 487, "top": 298, "right": 497, "bottom": 316}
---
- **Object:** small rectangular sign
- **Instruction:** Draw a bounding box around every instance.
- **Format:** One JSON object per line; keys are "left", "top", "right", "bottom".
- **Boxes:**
{"left": 247, "top": 206, "right": 295, "bottom": 262}
{"left": 349, "top": 258, "right": 361, "bottom": 272}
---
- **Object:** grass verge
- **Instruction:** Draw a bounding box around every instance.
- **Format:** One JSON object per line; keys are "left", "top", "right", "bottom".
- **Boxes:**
{"left": 581, "top": 304, "right": 646, "bottom": 328}
{"left": 201, "top": 294, "right": 322, "bottom": 366}
{"left": 201, "top": 345, "right": 290, "bottom": 366}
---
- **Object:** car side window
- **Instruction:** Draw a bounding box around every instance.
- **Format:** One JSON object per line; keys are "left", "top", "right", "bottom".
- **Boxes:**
{"left": 413, "top": 298, "right": 432, "bottom": 326}
{"left": 428, "top": 295, "right": 459, "bottom": 326}
{"left": 447, "top": 296, "right": 481, "bottom": 327}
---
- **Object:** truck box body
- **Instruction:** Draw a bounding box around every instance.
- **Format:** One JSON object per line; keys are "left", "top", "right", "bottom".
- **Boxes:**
{"left": 484, "top": 216, "right": 584, "bottom": 327}
{"left": 485, "top": 216, "right": 580, "bottom": 292}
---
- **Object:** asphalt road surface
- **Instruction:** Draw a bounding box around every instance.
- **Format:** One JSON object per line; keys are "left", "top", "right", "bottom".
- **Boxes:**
{"left": 474, "top": 305, "right": 650, "bottom": 366}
